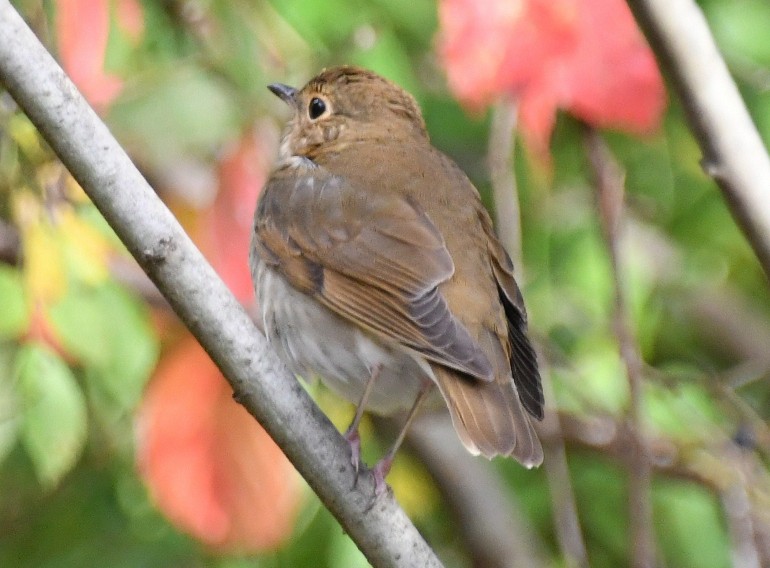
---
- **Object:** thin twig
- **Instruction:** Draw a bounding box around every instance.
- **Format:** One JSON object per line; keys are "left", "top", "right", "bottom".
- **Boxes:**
{"left": 583, "top": 126, "right": 655, "bottom": 568}
{"left": 552, "top": 412, "right": 770, "bottom": 501}
{"left": 721, "top": 460, "right": 762, "bottom": 568}
{"left": 537, "top": 359, "right": 590, "bottom": 568}
{"left": 688, "top": 288, "right": 770, "bottom": 370}
{"left": 624, "top": 0, "right": 770, "bottom": 282}
{"left": 755, "top": 506, "right": 770, "bottom": 567}
{"left": 0, "top": 4, "right": 443, "bottom": 566}
{"left": 407, "top": 415, "right": 549, "bottom": 568}
{"left": 0, "top": 218, "right": 20, "bottom": 265}
{"left": 488, "top": 98, "right": 523, "bottom": 271}
{"left": 488, "top": 98, "right": 589, "bottom": 567}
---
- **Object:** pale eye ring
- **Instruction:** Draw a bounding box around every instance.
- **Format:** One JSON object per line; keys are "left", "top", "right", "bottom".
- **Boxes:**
{"left": 308, "top": 97, "right": 327, "bottom": 119}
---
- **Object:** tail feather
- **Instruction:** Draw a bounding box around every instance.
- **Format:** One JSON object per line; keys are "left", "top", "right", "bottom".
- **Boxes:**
{"left": 433, "top": 366, "right": 543, "bottom": 467}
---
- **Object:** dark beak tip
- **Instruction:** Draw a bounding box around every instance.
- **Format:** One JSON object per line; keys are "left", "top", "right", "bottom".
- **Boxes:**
{"left": 267, "top": 83, "right": 298, "bottom": 105}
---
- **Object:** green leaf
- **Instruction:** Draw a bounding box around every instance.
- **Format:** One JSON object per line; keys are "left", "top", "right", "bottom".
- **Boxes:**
{"left": 369, "top": 0, "right": 436, "bottom": 43}
{"left": 754, "top": 96, "right": 770, "bottom": 156}
{"left": 0, "top": 344, "right": 21, "bottom": 467}
{"left": 107, "top": 66, "right": 241, "bottom": 168}
{"left": 572, "top": 342, "right": 629, "bottom": 414}
{"left": 326, "top": 521, "right": 369, "bottom": 568}
{"left": 270, "top": 0, "right": 371, "bottom": 50}
{"left": 654, "top": 481, "right": 730, "bottom": 568}
{"left": 15, "top": 343, "right": 87, "bottom": 488}
{"left": 571, "top": 456, "right": 629, "bottom": 562}
{"left": 0, "top": 265, "right": 28, "bottom": 339}
{"left": 645, "top": 380, "right": 725, "bottom": 441}
{"left": 49, "top": 283, "right": 158, "bottom": 412}
{"left": 708, "top": 0, "right": 770, "bottom": 65}
{"left": 350, "top": 29, "right": 419, "bottom": 95}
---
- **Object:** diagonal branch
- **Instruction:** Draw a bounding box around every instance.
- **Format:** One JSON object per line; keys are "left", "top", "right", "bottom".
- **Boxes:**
{"left": 407, "top": 415, "right": 549, "bottom": 568}
{"left": 0, "top": 3, "right": 442, "bottom": 567}
{"left": 624, "top": 0, "right": 770, "bottom": 282}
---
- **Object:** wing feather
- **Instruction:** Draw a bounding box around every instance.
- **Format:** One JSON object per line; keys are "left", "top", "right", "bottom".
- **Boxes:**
{"left": 480, "top": 211, "right": 545, "bottom": 420}
{"left": 254, "top": 165, "right": 493, "bottom": 381}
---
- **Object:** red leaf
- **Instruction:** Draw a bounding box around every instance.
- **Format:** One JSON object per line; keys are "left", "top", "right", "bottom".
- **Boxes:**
{"left": 23, "top": 302, "right": 70, "bottom": 361}
{"left": 55, "top": 0, "right": 144, "bottom": 109}
{"left": 203, "top": 125, "right": 276, "bottom": 305}
{"left": 438, "top": 0, "right": 666, "bottom": 159}
{"left": 136, "top": 336, "right": 302, "bottom": 552}
{"left": 115, "top": 0, "right": 144, "bottom": 41}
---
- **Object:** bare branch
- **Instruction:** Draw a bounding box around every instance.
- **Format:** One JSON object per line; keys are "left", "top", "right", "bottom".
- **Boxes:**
{"left": 0, "top": 3, "right": 442, "bottom": 566}
{"left": 0, "top": 217, "right": 20, "bottom": 265}
{"left": 488, "top": 102, "right": 589, "bottom": 567}
{"left": 624, "top": 0, "right": 770, "bottom": 282}
{"left": 721, "top": 467, "right": 762, "bottom": 568}
{"left": 554, "top": 413, "right": 770, "bottom": 498}
{"left": 408, "top": 415, "right": 549, "bottom": 568}
{"left": 537, "top": 361, "right": 590, "bottom": 568}
{"left": 583, "top": 127, "right": 655, "bottom": 568}
{"left": 488, "top": 98, "right": 523, "bottom": 271}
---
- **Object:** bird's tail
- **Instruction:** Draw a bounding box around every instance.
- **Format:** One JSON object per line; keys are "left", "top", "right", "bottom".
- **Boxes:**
{"left": 433, "top": 367, "right": 543, "bottom": 467}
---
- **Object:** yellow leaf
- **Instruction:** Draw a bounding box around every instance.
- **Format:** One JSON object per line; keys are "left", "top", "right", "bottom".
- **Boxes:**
{"left": 13, "top": 189, "right": 41, "bottom": 228}
{"left": 35, "top": 162, "right": 65, "bottom": 195}
{"left": 59, "top": 209, "right": 110, "bottom": 285}
{"left": 8, "top": 114, "right": 45, "bottom": 162}
{"left": 23, "top": 220, "right": 67, "bottom": 304}
{"left": 388, "top": 451, "right": 440, "bottom": 520}
{"left": 64, "top": 173, "right": 90, "bottom": 204}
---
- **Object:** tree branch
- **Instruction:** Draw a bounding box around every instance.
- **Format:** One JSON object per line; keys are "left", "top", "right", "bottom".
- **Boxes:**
{"left": 584, "top": 126, "right": 655, "bottom": 568}
{"left": 0, "top": 3, "right": 442, "bottom": 566}
{"left": 537, "top": 360, "right": 590, "bottom": 568}
{"left": 407, "top": 415, "right": 549, "bottom": 568}
{"left": 488, "top": 99, "right": 588, "bottom": 567}
{"left": 488, "top": 98, "right": 522, "bottom": 271}
{"left": 624, "top": 0, "right": 770, "bottom": 282}
{"left": 720, "top": 459, "right": 762, "bottom": 568}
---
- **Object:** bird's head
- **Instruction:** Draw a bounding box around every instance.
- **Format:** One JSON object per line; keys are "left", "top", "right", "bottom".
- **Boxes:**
{"left": 268, "top": 66, "right": 427, "bottom": 163}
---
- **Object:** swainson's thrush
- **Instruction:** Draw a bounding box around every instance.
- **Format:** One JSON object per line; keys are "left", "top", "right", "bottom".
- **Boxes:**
{"left": 251, "top": 66, "right": 544, "bottom": 485}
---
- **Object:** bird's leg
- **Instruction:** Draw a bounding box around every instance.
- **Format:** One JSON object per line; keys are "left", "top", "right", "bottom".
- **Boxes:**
{"left": 344, "top": 363, "right": 382, "bottom": 475}
{"left": 371, "top": 381, "right": 433, "bottom": 497}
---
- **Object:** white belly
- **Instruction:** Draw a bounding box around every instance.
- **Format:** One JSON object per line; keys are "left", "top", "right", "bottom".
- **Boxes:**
{"left": 254, "top": 260, "right": 431, "bottom": 415}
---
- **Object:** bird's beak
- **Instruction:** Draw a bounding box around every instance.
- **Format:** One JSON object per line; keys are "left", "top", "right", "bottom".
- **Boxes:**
{"left": 267, "top": 83, "right": 298, "bottom": 107}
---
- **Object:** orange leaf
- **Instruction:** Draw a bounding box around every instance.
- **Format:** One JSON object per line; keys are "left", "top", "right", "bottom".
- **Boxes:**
{"left": 115, "top": 0, "right": 144, "bottom": 41}
{"left": 24, "top": 303, "right": 69, "bottom": 359}
{"left": 136, "top": 336, "right": 302, "bottom": 552}
{"left": 438, "top": 0, "right": 666, "bottom": 160}
{"left": 203, "top": 124, "right": 277, "bottom": 305}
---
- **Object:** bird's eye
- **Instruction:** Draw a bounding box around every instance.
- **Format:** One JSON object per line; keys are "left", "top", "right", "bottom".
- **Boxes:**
{"left": 308, "top": 97, "right": 327, "bottom": 119}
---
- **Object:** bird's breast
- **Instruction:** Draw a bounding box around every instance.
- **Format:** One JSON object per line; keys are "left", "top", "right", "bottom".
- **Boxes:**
{"left": 254, "top": 258, "right": 434, "bottom": 415}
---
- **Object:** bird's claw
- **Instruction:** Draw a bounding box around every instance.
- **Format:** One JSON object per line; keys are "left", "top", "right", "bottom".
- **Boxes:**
{"left": 344, "top": 428, "right": 363, "bottom": 485}
{"left": 371, "top": 455, "right": 393, "bottom": 498}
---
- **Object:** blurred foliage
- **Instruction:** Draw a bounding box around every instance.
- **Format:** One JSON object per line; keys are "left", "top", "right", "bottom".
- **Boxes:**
{"left": 1, "top": 0, "right": 769, "bottom": 567}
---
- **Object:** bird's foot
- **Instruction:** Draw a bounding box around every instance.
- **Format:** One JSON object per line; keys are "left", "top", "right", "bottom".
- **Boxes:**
{"left": 371, "top": 455, "right": 393, "bottom": 498}
{"left": 344, "top": 427, "right": 363, "bottom": 482}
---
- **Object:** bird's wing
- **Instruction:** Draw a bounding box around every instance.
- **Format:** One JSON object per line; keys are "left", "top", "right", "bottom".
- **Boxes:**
{"left": 254, "top": 165, "right": 494, "bottom": 381}
{"left": 479, "top": 211, "right": 545, "bottom": 419}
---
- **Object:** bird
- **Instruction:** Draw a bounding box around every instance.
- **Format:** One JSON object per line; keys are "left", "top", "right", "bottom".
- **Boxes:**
{"left": 251, "top": 66, "right": 544, "bottom": 489}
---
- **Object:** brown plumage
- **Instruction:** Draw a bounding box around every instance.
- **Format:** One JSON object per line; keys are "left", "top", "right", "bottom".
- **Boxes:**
{"left": 251, "top": 66, "right": 544, "bottom": 469}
